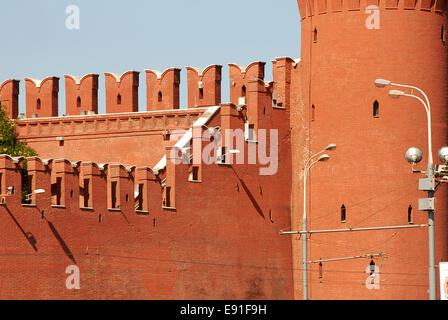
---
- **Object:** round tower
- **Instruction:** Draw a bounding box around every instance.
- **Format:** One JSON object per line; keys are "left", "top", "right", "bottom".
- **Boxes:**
{"left": 292, "top": 0, "right": 448, "bottom": 299}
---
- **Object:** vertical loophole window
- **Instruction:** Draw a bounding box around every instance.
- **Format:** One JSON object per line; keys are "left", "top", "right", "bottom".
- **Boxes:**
{"left": 158, "top": 91, "right": 163, "bottom": 102}
{"left": 165, "top": 187, "right": 172, "bottom": 208}
{"left": 248, "top": 124, "right": 255, "bottom": 141}
{"left": 117, "top": 94, "right": 122, "bottom": 105}
{"left": 199, "top": 88, "right": 204, "bottom": 100}
{"left": 111, "top": 181, "right": 118, "bottom": 209}
{"left": 77, "top": 97, "right": 81, "bottom": 108}
{"left": 220, "top": 147, "right": 227, "bottom": 163}
{"left": 408, "top": 205, "right": 413, "bottom": 224}
{"left": 311, "top": 105, "right": 316, "bottom": 122}
{"left": 241, "top": 85, "right": 246, "bottom": 97}
{"left": 319, "top": 262, "right": 323, "bottom": 280}
{"left": 136, "top": 184, "right": 144, "bottom": 211}
{"left": 341, "top": 204, "right": 346, "bottom": 223}
{"left": 442, "top": 25, "right": 446, "bottom": 43}
{"left": 83, "top": 179, "right": 90, "bottom": 208}
{"left": 369, "top": 260, "right": 376, "bottom": 277}
{"left": 192, "top": 166, "right": 199, "bottom": 181}
{"left": 56, "top": 177, "right": 62, "bottom": 206}
{"left": 373, "top": 100, "right": 380, "bottom": 118}
{"left": 37, "top": 98, "right": 41, "bottom": 110}
{"left": 313, "top": 28, "right": 318, "bottom": 43}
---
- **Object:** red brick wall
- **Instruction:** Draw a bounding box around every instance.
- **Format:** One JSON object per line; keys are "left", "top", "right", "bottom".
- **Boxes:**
{"left": 0, "top": 87, "right": 294, "bottom": 299}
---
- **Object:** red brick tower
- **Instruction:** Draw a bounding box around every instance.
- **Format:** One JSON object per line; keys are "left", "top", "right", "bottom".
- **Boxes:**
{"left": 292, "top": 0, "right": 448, "bottom": 299}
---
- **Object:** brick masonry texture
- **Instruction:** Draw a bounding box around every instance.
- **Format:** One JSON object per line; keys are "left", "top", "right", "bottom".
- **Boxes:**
{"left": 0, "top": 0, "right": 447, "bottom": 300}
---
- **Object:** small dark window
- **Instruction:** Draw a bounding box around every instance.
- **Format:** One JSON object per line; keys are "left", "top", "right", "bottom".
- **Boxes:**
{"left": 272, "top": 90, "right": 277, "bottom": 106}
{"left": 241, "top": 85, "right": 246, "bottom": 97}
{"left": 77, "top": 97, "right": 81, "bottom": 108}
{"left": 22, "top": 173, "right": 33, "bottom": 204}
{"left": 37, "top": 98, "right": 41, "bottom": 110}
{"left": 373, "top": 100, "right": 380, "bottom": 118}
{"left": 83, "top": 179, "right": 90, "bottom": 208}
{"left": 199, "top": 88, "right": 204, "bottom": 100}
{"left": 111, "top": 181, "right": 118, "bottom": 209}
{"left": 219, "top": 147, "right": 227, "bottom": 163}
{"left": 341, "top": 204, "right": 346, "bottom": 223}
{"left": 158, "top": 91, "right": 163, "bottom": 102}
{"left": 99, "top": 214, "right": 102, "bottom": 223}
{"left": 408, "top": 205, "right": 413, "bottom": 224}
{"left": 442, "top": 25, "right": 446, "bottom": 43}
{"left": 192, "top": 166, "right": 199, "bottom": 181}
{"left": 369, "top": 260, "right": 376, "bottom": 277}
{"left": 117, "top": 94, "right": 122, "bottom": 105}
{"left": 136, "top": 184, "right": 144, "bottom": 211}
{"left": 70, "top": 190, "right": 74, "bottom": 198}
{"left": 313, "top": 28, "right": 318, "bottom": 43}
{"left": 56, "top": 177, "right": 62, "bottom": 206}
{"left": 319, "top": 262, "right": 323, "bottom": 280}
{"left": 165, "top": 187, "right": 172, "bottom": 208}
{"left": 248, "top": 124, "right": 255, "bottom": 141}
{"left": 311, "top": 105, "right": 316, "bottom": 122}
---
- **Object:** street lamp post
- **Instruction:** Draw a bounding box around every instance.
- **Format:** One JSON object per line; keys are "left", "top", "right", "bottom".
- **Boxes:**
{"left": 375, "top": 79, "right": 437, "bottom": 300}
{"left": 302, "top": 144, "right": 336, "bottom": 300}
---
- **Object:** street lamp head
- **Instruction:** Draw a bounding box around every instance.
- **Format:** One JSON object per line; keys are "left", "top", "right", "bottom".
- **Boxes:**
{"left": 374, "top": 79, "right": 391, "bottom": 88}
{"left": 389, "top": 89, "right": 406, "bottom": 98}
{"left": 325, "top": 144, "right": 337, "bottom": 151}
{"left": 405, "top": 147, "right": 423, "bottom": 165}
{"left": 318, "top": 154, "right": 330, "bottom": 162}
{"left": 228, "top": 150, "right": 240, "bottom": 154}
{"left": 34, "top": 189, "right": 45, "bottom": 194}
{"left": 438, "top": 147, "right": 448, "bottom": 165}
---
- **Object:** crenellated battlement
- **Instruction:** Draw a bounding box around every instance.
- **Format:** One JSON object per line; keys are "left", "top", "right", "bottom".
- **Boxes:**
{"left": 1, "top": 60, "right": 297, "bottom": 122}
{"left": 24, "top": 76, "right": 59, "bottom": 118}
{"left": 145, "top": 68, "right": 181, "bottom": 111}
{"left": 297, "top": 0, "right": 448, "bottom": 19}
{"left": 64, "top": 74, "right": 99, "bottom": 116}
{"left": 0, "top": 79, "right": 20, "bottom": 119}
{"left": 186, "top": 65, "right": 222, "bottom": 109}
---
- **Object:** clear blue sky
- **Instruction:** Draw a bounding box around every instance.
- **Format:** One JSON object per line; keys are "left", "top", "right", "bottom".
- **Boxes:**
{"left": 0, "top": 0, "right": 301, "bottom": 115}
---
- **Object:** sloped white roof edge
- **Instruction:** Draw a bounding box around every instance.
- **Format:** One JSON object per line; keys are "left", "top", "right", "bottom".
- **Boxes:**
{"left": 152, "top": 105, "right": 221, "bottom": 174}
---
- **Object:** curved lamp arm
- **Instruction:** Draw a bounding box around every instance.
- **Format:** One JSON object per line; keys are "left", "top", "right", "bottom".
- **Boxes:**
{"left": 401, "top": 93, "right": 433, "bottom": 165}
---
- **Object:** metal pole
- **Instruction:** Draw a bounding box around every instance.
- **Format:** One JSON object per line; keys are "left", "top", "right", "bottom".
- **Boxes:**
{"left": 427, "top": 164, "right": 437, "bottom": 300}
{"left": 302, "top": 165, "right": 308, "bottom": 300}
{"left": 390, "top": 85, "right": 436, "bottom": 300}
